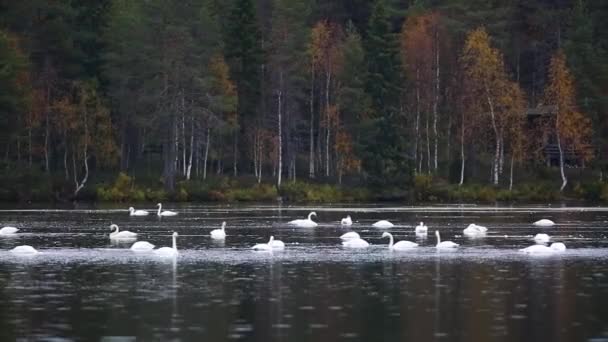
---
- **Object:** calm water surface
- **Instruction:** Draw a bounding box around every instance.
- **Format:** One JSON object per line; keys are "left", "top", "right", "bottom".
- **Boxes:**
{"left": 0, "top": 203, "right": 608, "bottom": 341}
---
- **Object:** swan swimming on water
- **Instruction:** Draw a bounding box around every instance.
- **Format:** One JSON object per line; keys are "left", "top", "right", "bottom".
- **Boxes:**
{"left": 252, "top": 236, "right": 275, "bottom": 251}
{"left": 157, "top": 203, "right": 178, "bottom": 217}
{"left": 154, "top": 232, "right": 178, "bottom": 257}
{"left": 463, "top": 223, "right": 488, "bottom": 237}
{"left": 210, "top": 221, "right": 227, "bottom": 239}
{"left": 373, "top": 220, "right": 394, "bottom": 228}
{"left": 533, "top": 233, "right": 550, "bottom": 244}
{"left": 340, "top": 231, "right": 360, "bottom": 240}
{"left": 520, "top": 242, "right": 566, "bottom": 254}
{"left": 533, "top": 219, "right": 555, "bottom": 227}
{"left": 130, "top": 241, "right": 155, "bottom": 251}
{"left": 435, "top": 230, "right": 459, "bottom": 249}
{"left": 269, "top": 237, "right": 285, "bottom": 250}
{"left": 10, "top": 245, "right": 38, "bottom": 254}
{"left": 342, "top": 237, "right": 370, "bottom": 248}
{"left": 0, "top": 226, "right": 19, "bottom": 235}
{"left": 415, "top": 222, "right": 428, "bottom": 235}
{"left": 288, "top": 212, "right": 318, "bottom": 227}
{"left": 341, "top": 215, "right": 353, "bottom": 226}
{"left": 129, "top": 207, "right": 149, "bottom": 216}
{"left": 382, "top": 232, "right": 418, "bottom": 250}
{"left": 109, "top": 224, "right": 137, "bottom": 240}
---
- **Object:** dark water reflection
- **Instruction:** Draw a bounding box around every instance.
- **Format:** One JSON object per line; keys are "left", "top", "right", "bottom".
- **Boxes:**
{"left": 0, "top": 204, "right": 607, "bottom": 341}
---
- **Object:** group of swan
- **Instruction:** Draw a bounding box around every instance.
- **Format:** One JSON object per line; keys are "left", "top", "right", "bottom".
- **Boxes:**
{"left": 288, "top": 212, "right": 398, "bottom": 229}
{"left": 340, "top": 229, "right": 456, "bottom": 250}
{"left": 128, "top": 203, "right": 178, "bottom": 217}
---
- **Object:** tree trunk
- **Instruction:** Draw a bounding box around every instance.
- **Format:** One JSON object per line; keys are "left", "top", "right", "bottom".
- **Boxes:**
{"left": 277, "top": 71, "right": 283, "bottom": 188}
{"left": 325, "top": 68, "right": 331, "bottom": 177}
{"left": 309, "top": 65, "right": 315, "bottom": 178}
{"left": 28, "top": 126, "right": 32, "bottom": 168}
{"left": 74, "top": 109, "right": 89, "bottom": 196}
{"left": 64, "top": 143, "right": 69, "bottom": 181}
{"left": 182, "top": 109, "right": 187, "bottom": 176}
{"left": 433, "top": 28, "right": 440, "bottom": 171}
{"left": 414, "top": 68, "right": 420, "bottom": 175}
{"left": 233, "top": 129, "right": 238, "bottom": 177}
{"left": 203, "top": 127, "right": 210, "bottom": 180}
{"left": 509, "top": 154, "right": 514, "bottom": 191}
{"left": 186, "top": 116, "right": 194, "bottom": 180}
{"left": 459, "top": 112, "right": 465, "bottom": 186}
{"left": 426, "top": 111, "right": 431, "bottom": 173}
{"left": 557, "top": 132, "right": 567, "bottom": 191}
{"left": 485, "top": 85, "right": 499, "bottom": 185}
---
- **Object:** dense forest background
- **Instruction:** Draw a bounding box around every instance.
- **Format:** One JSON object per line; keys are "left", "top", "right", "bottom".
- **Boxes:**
{"left": 0, "top": 0, "right": 606, "bottom": 203}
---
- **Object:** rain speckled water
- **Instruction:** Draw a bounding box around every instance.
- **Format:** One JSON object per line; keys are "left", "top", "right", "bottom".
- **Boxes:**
{"left": 1, "top": 203, "right": 608, "bottom": 341}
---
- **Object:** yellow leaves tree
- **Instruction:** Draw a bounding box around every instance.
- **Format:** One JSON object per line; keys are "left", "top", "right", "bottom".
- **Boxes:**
{"left": 460, "top": 27, "right": 525, "bottom": 186}
{"left": 543, "top": 50, "right": 593, "bottom": 191}
{"left": 53, "top": 81, "right": 118, "bottom": 195}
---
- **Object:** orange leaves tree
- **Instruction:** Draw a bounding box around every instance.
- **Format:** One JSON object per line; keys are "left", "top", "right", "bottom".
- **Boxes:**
{"left": 543, "top": 50, "right": 593, "bottom": 191}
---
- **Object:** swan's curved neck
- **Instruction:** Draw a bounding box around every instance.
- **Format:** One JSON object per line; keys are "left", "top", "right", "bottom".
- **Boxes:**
{"left": 436, "top": 232, "right": 441, "bottom": 245}
{"left": 110, "top": 225, "right": 118, "bottom": 236}
{"left": 172, "top": 234, "right": 177, "bottom": 250}
{"left": 269, "top": 236, "right": 274, "bottom": 244}
{"left": 308, "top": 212, "right": 313, "bottom": 220}
{"left": 157, "top": 204, "right": 162, "bottom": 216}
{"left": 387, "top": 234, "right": 394, "bottom": 248}
{"left": 222, "top": 223, "right": 226, "bottom": 231}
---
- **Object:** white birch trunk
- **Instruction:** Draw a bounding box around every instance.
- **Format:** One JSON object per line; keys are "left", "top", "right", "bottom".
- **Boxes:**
{"left": 203, "top": 127, "right": 210, "bottom": 180}
{"left": 277, "top": 71, "right": 283, "bottom": 188}
{"left": 485, "top": 85, "right": 499, "bottom": 185}
{"left": 309, "top": 65, "right": 315, "bottom": 178}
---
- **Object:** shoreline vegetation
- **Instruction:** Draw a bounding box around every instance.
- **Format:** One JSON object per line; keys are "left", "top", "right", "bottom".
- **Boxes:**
{"left": 3, "top": 171, "right": 608, "bottom": 204}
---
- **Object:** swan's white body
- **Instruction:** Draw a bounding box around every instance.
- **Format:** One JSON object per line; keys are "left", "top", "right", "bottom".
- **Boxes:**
{"left": 288, "top": 212, "right": 318, "bottom": 227}
{"left": 210, "top": 222, "right": 227, "bottom": 239}
{"left": 269, "top": 238, "right": 285, "bottom": 250}
{"left": 533, "top": 219, "right": 555, "bottom": 227}
{"left": 129, "top": 207, "right": 149, "bottom": 216}
{"left": 533, "top": 233, "right": 550, "bottom": 244}
{"left": 157, "top": 203, "right": 178, "bottom": 217}
{"left": 340, "top": 231, "right": 360, "bottom": 240}
{"left": 382, "top": 232, "right": 418, "bottom": 250}
{"left": 155, "top": 232, "right": 178, "bottom": 257}
{"left": 10, "top": 245, "right": 38, "bottom": 254}
{"left": 415, "top": 222, "right": 428, "bottom": 235}
{"left": 0, "top": 226, "right": 19, "bottom": 235}
{"left": 252, "top": 236, "right": 275, "bottom": 251}
{"left": 435, "top": 231, "right": 459, "bottom": 249}
{"left": 373, "top": 220, "right": 394, "bottom": 228}
{"left": 341, "top": 215, "right": 353, "bottom": 226}
{"left": 342, "top": 238, "right": 370, "bottom": 248}
{"left": 131, "top": 241, "right": 155, "bottom": 251}
{"left": 109, "top": 224, "right": 137, "bottom": 239}
{"left": 520, "top": 243, "right": 566, "bottom": 254}
{"left": 463, "top": 223, "right": 488, "bottom": 237}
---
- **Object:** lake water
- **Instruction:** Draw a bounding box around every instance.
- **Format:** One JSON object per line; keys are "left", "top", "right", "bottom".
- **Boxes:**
{"left": 0, "top": 204, "right": 608, "bottom": 341}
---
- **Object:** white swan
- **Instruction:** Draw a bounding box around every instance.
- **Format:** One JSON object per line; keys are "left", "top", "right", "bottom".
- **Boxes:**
{"left": 288, "top": 212, "right": 318, "bottom": 227}
{"left": 415, "top": 222, "right": 428, "bottom": 235}
{"left": 130, "top": 241, "right": 155, "bottom": 251}
{"left": 382, "top": 232, "right": 418, "bottom": 250}
{"left": 533, "top": 219, "right": 555, "bottom": 227}
{"left": 10, "top": 245, "right": 38, "bottom": 254}
{"left": 252, "top": 236, "right": 275, "bottom": 251}
{"left": 109, "top": 224, "right": 137, "bottom": 240}
{"left": 373, "top": 220, "right": 394, "bottom": 228}
{"left": 0, "top": 226, "right": 19, "bottom": 235}
{"left": 129, "top": 207, "right": 149, "bottom": 216}
{"left": 270, "top": 237, "right": 285, "bottom": 250}
{"left": 155, "top": 232, "right": 178, "bottom": 257}
{"left": 533, "top": 233, "right": 550, "bottom": 244}
{"left": 463, "top": 223, "right": 488, "bottom": 237}
{"left": 342, "top": 238, "right": 370, "bottom": 248}
{"left": 341, "top": 215, "right": 353, "bottom": 226}
{"left": 157, "top": 203, "right": 178, "bottom": 217}
{"left": 210, "top": 221, "right": 227, "bottom": 239}
{"left": 520, "top": 242, "right": 566, "bottom": 254}
{"left": 340, "top": 231, "right": 360, "bottom": 240}
{"left": 435, "top": 230, "right": 459, "bottom": 249}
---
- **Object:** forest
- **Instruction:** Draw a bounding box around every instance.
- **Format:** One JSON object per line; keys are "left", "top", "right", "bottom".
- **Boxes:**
{"left": 0, "top": 0, "right": 606, "bottom": 203}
